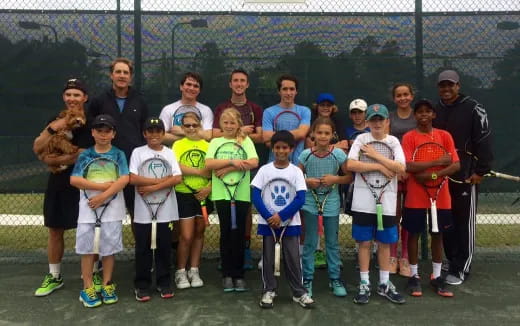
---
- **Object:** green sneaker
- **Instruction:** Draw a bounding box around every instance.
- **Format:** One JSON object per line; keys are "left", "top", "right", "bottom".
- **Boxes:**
{"left": 314, "top": 250, "right": 327, "bottom": 269}
{"left": 34, "top": 273, "right": 64, "bottom": 297}
{"left": 101, "top": 282, "right": 118, "bottom": 304}
{"left": 329, "top": 279, "right": 347, "bottom": 297}
{"left": 93, "top": 272, "right": 102, "bottom": 293}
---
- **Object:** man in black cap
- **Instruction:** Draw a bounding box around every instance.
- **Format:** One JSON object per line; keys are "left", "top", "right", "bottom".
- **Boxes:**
{"left": 33, "top": 78, "right": 94, "bottom": 296}
{"left": 433, "top": 70, "right": 493, "bottom": 285}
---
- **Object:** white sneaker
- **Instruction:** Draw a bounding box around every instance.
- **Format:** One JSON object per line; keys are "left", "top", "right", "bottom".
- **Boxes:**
{"left": 175, "top": 270, "right": 191, "bottom": 289}
{"left": 293, "top": 293, "right": 315, "bottom": 309}
{"left": 187, "top": 268, "right": 204, "bottom": 288}
{"left": 260, "top": 291, "right": 276, "bottom": 309}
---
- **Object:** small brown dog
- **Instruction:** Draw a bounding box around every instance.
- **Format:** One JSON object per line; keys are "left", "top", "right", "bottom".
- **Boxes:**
{"left": 45, "top": 107, "right": 86, "bottom": 173}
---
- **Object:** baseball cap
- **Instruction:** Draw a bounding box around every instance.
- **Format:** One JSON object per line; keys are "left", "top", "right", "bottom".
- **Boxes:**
{"left": 92, "top": 114, "right": 116, "bottom": 130}
{"left": 143, "top": 117, "right": 165, "bottom": 131}
{"left": 349, "top": 99, "right": 368, "bottom": 112}
{"left": 413, "top": 99, "right": 435, "bottom": 111}
{"left": 316, "top": 93, "right": 335, "bottom": 104}
{"left": 438, "top": 70, "right": 460, "bottom": 84}
{"left": 63, "top": 78, "right": 88, "bottom": 95}
{"left": 366, "top": 104, "right": 389, "bottom": 120}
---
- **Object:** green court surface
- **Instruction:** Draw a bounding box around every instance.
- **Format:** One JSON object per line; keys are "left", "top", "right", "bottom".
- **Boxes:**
{"left": 1, "top": 259, "right": 519, "bottom": 325}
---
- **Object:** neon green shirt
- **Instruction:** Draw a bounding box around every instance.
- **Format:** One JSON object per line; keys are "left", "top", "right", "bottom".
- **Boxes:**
{"left": 172, "top": 137, "right": 210, "bottom": 194}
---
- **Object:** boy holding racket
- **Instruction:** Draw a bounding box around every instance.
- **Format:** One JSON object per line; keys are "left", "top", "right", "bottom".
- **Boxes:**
{"left": 129, "top": 117, "right": 182, "bottom": 301}
{"left": 346, "top": 104, "right": 406, "bottom": 305}
{"left": 251, "top": 130, "right": 314, "bottom": 309}
{"left": 70, "top": 114, "right": 129, "bottom": 308}
{"left": 401, "top": 99, "right": 459, "bottom": 298}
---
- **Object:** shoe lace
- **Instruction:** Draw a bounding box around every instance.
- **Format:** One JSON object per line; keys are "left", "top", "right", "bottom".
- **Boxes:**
{"left": 331, "top": 279, "right": 343, "bottom": 288}
{"left": 359, "top": 282, "right": 370, "bottom": 294}
{"left": 85, "top": 286, "right": 98, "bottom": 299}
{"left": 40, "top": 274, "right": 54, "bottom": 287}
{"left": 103, "top": 283, "right": 116, "bottom": 296}
{"left": 385, "top": 281, "right": 397, "bottom": 293}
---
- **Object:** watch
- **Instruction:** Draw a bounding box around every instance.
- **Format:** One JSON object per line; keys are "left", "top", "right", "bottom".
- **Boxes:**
{"left": 431, "top": 172, "right": 438, "bottom": 180}
{"left": 47, "top": 126, "right": 57, "bottom": 135}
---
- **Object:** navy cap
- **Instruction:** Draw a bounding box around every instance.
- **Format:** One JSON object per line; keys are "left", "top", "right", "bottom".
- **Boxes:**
{"left": 143, "top": 117, "right": 165, "bottom": 131}
{"left": 92, "top": 114, "right": 116, "bottom": 130}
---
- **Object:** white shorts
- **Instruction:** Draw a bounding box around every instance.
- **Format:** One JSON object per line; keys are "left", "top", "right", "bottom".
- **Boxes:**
{"left": 75, "top": 221, "right": 123, "bottom": 256}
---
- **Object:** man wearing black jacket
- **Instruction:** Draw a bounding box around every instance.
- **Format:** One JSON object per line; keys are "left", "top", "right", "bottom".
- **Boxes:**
{"left": 88, "top": 58, "right": 149, "bottom": 221}
{"left": 433, "top": 70, "right": 493, "bottom": 285}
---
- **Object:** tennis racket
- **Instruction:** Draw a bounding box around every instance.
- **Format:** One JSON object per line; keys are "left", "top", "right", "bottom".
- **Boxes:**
{"left": 179, "top": 149, "right": 210, "bottom": 225}
{"left": 82, "top": 157, "right": 120, "bottom": 254}
{"left": 138, "top": 157, "right": 172, "bottom": 251}
{"left": 272, "top": 109, "right": 302, "bottom": 161}
{"left": 261, "top": 177, "right": 297, "bottom": 276}
{"left": 302, "top": 146, "right": 341, "bottom": 236}
{"left": 358, "top": 141, "right": 394, "bottom": 231}
{"left": 449, "top": 150, "right": 520, "bottom": 183}
{"left": 214, "top": 141, "right": 248, "bottom": 230}
{"left": 173, "top": 104, "right": 202, "bottom": 127}
{"left": 412, "top": 142, "right": 450, "bottom": 233}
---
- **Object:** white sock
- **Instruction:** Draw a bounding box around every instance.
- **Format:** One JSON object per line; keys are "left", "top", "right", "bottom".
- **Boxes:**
{"left": 49, "top": 263, "right": 60, "bottom": 278}
{"left": 379, "top": 270, "right": 389, "bottom": 285}
{"left": 190, "top": 267, "right": 199, "bottom": 272}
{"left": 432, "top": 262, "right": 442, "bottom": 279}
{"left": 360, "top": 271, "right": 369, "bottom": 284}
{"left": 410, "top": 264, "right": 419, "bottom": 277}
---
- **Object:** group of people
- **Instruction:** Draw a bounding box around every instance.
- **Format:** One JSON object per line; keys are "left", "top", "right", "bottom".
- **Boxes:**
{"left": 32, "top": 57, "right": 493, "bottom": 310}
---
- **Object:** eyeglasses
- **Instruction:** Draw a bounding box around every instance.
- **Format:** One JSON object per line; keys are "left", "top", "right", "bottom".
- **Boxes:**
{"left": 182, "top": 123, "right": 199, "bottom": 129}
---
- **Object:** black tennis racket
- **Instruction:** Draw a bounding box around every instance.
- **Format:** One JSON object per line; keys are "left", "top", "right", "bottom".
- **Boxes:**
{"left": 173, "top": 104, "right": 202, "bottom": 127}
{"left": 449, "top": 150, "right": 520, "bottom": 183}
{"left": 179, "top": 149, "right": 210, "bottom": 225}
{"left": 358, "top": 141, "right": 394, "bottom": 231}
{"left": 82, "top": 157, "right": 120, "bottom": 254}
{"left": 261, "top": 177, "right": 297, "bottom": 276}
{"left": 214, "top": 141, "right": 248, "bottom": 230}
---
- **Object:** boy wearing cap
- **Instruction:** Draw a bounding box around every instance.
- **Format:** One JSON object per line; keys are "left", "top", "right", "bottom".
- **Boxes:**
{"left": 70, "top": 114, "right": 129, "bottom": 308}
{"left": 346, "top": 104, "right": 406, "bottom": 305}
{"left": 346, "top": 99, "right": 370, "bottom": 146}
{"left": 433, "top": 70, "right": 493, "bottom": 285}
{"left": 401, "top": 99, "right": 459, "bottom": 298}
{"left": 129, "top": 117, "right": 182, "bottom": 301}
{"left": 33, "top": 78, "right": 94, "bottom": 297}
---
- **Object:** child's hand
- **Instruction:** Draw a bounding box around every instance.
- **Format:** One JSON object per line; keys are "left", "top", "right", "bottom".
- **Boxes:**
{"left": 241, "top": 125, "right": 255, "bottom": 134}
{"left": 361, "top": 144, "right": 381, "bottom": 160}
{"left": 378, "top": 165, "right": 396, "bottom": 179}
{"left": 267, "top": 213, "right": 282, "bottom": 228}
{"left": 137, "top": 185, "right": 155, "bottom": 197}
{"left": 435, "top": 153, "right": 452, "bottom": 166}
{"left": 321, "top": 174, "right": 337, "bottom": 187}
{"left": 195, "top": 186, "right": 211, "bottom": 201}
{"left": 88, "top": 193, "right": 108, "bottom": 209}
{"left": 215, "top": 166, "right": 232, "bottom": 177}
{"left": 306, "top": 177, "right": 322, "bottom": 189}
{"left": 414, "top": 171, "right": 434, "bottom": 184}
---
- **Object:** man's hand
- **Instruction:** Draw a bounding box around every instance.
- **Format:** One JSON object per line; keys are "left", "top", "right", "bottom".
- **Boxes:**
{"left": 466, "top": 173, "right": 483, "bottom": 185}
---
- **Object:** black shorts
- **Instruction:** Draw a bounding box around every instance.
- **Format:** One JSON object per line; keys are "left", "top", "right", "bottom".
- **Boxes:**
{"left": 175, "top": 192, "right": 214, "bottom": 219}
{"left": 351, "top": 211, "right": 397, "bottom": 228}
{"left": 402, "top": 207, "right": 453, "bottom": 234}
{"left": 43, "top": 185, "right": 79, "bottom": 230}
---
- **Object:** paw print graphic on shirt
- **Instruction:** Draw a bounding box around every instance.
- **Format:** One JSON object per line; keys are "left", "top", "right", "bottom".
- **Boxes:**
{"left": 271, "top": 185, "right": 290, "bottom": 207}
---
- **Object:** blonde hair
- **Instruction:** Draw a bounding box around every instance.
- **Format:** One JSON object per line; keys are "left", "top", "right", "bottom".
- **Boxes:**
{"left": 312, "top": 102, "right": 338, "bottom": 116}
{"left": 220, "top": 108, "right": 247, "bottom": 144}
{"left": 181, "top": 112, "right": 201, "bottom": 126}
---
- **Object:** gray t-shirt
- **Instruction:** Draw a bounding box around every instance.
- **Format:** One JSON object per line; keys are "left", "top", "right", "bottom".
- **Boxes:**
{"left": 389, "top": 110, "right": 416, "bottom": 142}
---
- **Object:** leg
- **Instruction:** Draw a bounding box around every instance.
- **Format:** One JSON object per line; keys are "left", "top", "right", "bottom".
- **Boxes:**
{"left": 230, "top": 201, "right": 249, "bottom": 279}
{"left": 156, "top": 222, "right": 173, "bottom": 288}
{"left": 377, "top": 242, "right": 391, "bottom": 272}
{"left": 407, "top": 233, "right": 420, "bottom": 266}
{"left": 261, "top": 236, "right": 277, "bottom": 292}
{"left": 177, "top": 218, "right": 195, "bottom": 270}
{"left": 323, "top": 215, "right": 341, "bottom": 280}
{"left": 358, "top": 241, "right": 371, "bottom": 272}
{"left": 134, "top": 223, "right": 152, "bottom": 290}
{"left": 215, "top": 201, "right": 233, "bottom": 277}
{"left": 123, "top": 184, "right": 136, "bottom": 238}
{"left": 81, "top": 254, "right": 95, "bottom": 288}
{"left": 282, "top": 236, "right": 307, "bottom": 298}
{"left": 101, "top": 255, "right": 115, "bottom": 285}
{"left": 47, "top": 227, "right": 65, "bottom": 264}
{"left": 301, "top": 210, "right": 318, "bottom": 281}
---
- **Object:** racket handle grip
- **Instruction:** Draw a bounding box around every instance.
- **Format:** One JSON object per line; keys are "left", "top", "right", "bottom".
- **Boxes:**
{"left": 151, "top": 220, "right": 157, "bottom": 250}
{"left": 93, "top": 226, "right": 101, "bottom": 254}
{"left": 230, "top": 202, "right": 237, "bottom": 230}
{"left": 274, "top": 243, "right": 281, "bottom": 277}
{"left": 201, "top": 205, "right": 209, "bottom": 226}
{"left": 376, "top": 204, "right": 384, "bottom": 231}
{"left": 430, "top": 202, "right": 439, "bottom": 233}
{"left": 318, "top": 214, "right": 324, "bottom": 236}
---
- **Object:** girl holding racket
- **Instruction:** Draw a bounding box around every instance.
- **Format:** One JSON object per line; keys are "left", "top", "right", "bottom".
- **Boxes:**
{"left": 205, "top": 108, "right": 258, "bottom": 292}
{"left": 299, "top": 117, "right": 352, "bottom": 298}
{"left": 172, "top": 112, "right": 213, "bottom": 290}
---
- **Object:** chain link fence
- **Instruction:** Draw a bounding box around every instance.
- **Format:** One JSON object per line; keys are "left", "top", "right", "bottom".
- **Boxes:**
{"left": 1, "top": 1, "right": 519, "bottom": 262}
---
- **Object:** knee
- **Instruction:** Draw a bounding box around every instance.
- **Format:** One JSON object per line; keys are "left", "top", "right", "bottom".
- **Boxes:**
{"left": 48, "top": 228, "right": 64, "bottom": 241}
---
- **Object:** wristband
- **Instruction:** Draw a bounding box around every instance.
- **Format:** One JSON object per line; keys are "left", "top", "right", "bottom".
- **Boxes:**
{"left": 431, "top": 172, "right": 438, "bottom": 180}
{"left": 47, "top": 126, "right": 57, "bottom": 135}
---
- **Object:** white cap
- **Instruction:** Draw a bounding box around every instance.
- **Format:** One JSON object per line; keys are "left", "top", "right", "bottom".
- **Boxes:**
{"left": 349, "top": 99, "right": 368, "bottom": 112}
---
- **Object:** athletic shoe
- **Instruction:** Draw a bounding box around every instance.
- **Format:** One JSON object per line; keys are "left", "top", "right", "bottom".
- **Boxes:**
{"left": 175, "top": 270, "right": 191, "bottom": 289}
{"left": 244, "top": 248, "right": 253, "bottom": 270}
{"left": 293, "top": 293, "right": 315, "bottom": 309}
{"left": 329, "top": 279, "right": 347, "bottom": 297}
{"left": 187, "top": 268, "right": 204, "bottom": 288}
{"left": 445, "top": 272, "right": 464, "bottom": 286}
{"left": 79, "top": 286, "right": 102, "bottom": 308}
{"left": 157, "top": 286, "right": 174, "bottom": 299}
{"left": 101, "top": 282, "right": 118, "bottom": 304}
{"left": 134, "top": 288, "right": 151, "bottom": 302}
{"left": 34, "top": 273, "right": 64, "bottom": 297}
{"left": 406, "top": 275, "right": 422, "bottom": 297}
{"left": 314, "top": 250, "right": 327, "bottom": 269}
{"left": 233, "top": 279, "right": 247, "bottom": 292}
{"left": 260, "top": 291, "right": 276, "bottom": 309}
{"left": 441, "top": 260, "right": 450, "bottom": 272}
{"left": 303, "top": 279, "right": 313, "bottom": 298}
{"left": 389, "top": 257, "right": 398, "bottom": 274}
{"left": 377, "top": 281, "right": 406, "bottom": 304}
{"left": 353, "top": 280, "right": 370, "bottom": 304}
{"left": 93, "top": 272, "right": 102, "bottom": 293}
{"left": 430, "top": 274, "right": 454, "bottom": 297}
{"left": 222, "top": 277, "right": 234, "bottom": 292}
{"left": 399, "top": 258, "right": 412, "bottom": 277}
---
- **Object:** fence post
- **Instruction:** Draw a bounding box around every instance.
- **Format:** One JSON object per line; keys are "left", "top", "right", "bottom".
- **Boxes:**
{"left": 133, "top": 0, "right": 142, "bottom": 91}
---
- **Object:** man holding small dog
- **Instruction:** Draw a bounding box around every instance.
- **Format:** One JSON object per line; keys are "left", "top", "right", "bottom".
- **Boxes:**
{"left": 33, "top": 78, "right": 94, "bottom": 296}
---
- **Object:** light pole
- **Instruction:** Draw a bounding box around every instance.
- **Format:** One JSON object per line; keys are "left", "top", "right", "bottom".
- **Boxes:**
{"left": 18, "top": 21, "right": 58, "bottom": 43}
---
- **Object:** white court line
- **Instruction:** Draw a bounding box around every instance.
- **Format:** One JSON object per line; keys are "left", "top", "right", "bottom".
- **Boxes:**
{"left": 0, "top": 214, "right": 519, "bottom": 226}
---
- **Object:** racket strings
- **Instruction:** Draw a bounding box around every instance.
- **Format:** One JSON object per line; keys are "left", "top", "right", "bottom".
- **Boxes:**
{"left": 413, "top": 143, "right": 449, "bottom": 188}
{"left": 305, "top": 152, "right": 339, "bottom": 195}
{"left": 274, "top": 111, "right": 300, "bottom": 131}
{"left": 359, "top": 142, "right": 393, "bottom": 188}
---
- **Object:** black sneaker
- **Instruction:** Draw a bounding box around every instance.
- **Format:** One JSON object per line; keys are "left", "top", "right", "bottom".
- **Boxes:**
{"left": 430, "top": 275, "right": 454, "bottom": 298}
{"left": 233, "top": 278, "right": 247, "bottom": 292}
{"left": 157, "top": 286, "right": 174, "bottom": 299}
{"left": 134, "top": 288, "right": 151, "bottom": 302}
{"left": 353, "top": 281, "right": 370, "bottom": 304}
{"left": 377, "top": 281, "right": 406, "bottom": 304}
{"left": 407, "top": 275, "right": 422, "bottom": 297}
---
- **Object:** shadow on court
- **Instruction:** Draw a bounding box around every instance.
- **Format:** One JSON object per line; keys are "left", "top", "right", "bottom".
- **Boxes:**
{"left": 1, "top": 258, "right": 520, "bottom": 325}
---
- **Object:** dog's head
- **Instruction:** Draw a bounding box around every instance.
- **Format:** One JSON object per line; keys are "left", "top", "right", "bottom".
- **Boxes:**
{"left": 61, "top": 108, "right": 86, "bottom": 129}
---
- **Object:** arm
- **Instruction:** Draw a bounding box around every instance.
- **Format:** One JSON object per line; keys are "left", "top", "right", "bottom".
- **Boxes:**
{"left": 290, "top": 124, "right": 310, "bottom": 141}
{"left": 33, "top": 118, "right": 69, "bottom": 157}
{"left": 136, "top": 175, "right": 182, "bottom": 196}
{"left": 361, "top": 143, "right": 405, "bottom": 175}
{"left": 413, "top": 162, "right": 461, "bottom": 184}
{"left": 471, "top": 102, "right": 493, "bottom": 180}
{"left": 70, "top": 175, "right": 130, "bottom": 209}
{"left": 252, "top": 187, "right": 273, "bottom": 221}
{"left": 278, "top": 190, "right": 306, "bottom": 222}
{"left": 346, "top": 159, "right": 395, "bottom": 179}
{"left": 406, "top": 154, "right": 453, "bottom": 173}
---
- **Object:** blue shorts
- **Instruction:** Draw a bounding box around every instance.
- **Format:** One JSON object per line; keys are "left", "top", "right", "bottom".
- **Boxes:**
{"left": 352, "top": 224, "right": 398, "bottom": 244}
{"left": 402, "top": 207, "right": 453, "bottom": 234}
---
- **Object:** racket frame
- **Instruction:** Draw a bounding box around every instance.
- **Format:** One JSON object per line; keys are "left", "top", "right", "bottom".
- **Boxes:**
{"left": 179, "top": 149, "right": 211, "bottom": 225}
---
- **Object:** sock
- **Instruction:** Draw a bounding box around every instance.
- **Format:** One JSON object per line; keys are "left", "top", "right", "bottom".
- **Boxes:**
{"left": 49, "top": 263, "right": 61, "bottom": 278}
{"left": 432, "top": 262, "right": 442, "bottom": 279}
{"left": 360, "top": 271, "right": 369, "bottom": 284}
{"left": 379, "top": 270, "right": 389, "bottom": 285}
{"left": 410, "top": 264, "right": 418, "bottom": 277}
